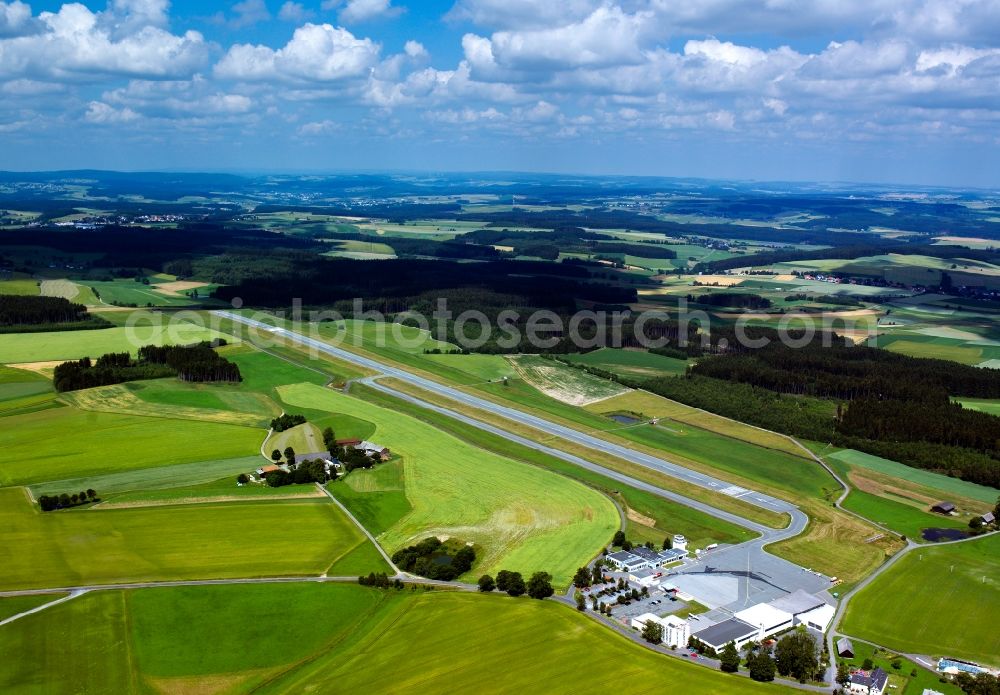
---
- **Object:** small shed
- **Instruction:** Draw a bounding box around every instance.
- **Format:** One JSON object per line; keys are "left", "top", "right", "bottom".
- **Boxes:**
{"left": 981, "top": 511, "right": 996, "bottom": 525}
{"left": 837, "top": 637, "right": 855, "bottom": 658}
{"left": 931, "top": 501, "right": 956, "bottom": 514}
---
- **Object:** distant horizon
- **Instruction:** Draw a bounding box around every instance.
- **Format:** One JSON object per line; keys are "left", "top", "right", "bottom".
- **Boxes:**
{"left": 0, "top": 167, "right": 995, "bottom": 194}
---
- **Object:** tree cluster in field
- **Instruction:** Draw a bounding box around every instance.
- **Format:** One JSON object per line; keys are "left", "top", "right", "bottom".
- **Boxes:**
{"left": 392, "top": 537, "right": 475, "bottom": 581}
{"left": 53, "top": 341, "right": 240, "bottom": 392}
{"left": 478, "top": 569, "right": 554, "bottom": 599}
{"left": 53, "top": 355, "right": 176, "bottom": 392}
{"left": 951, "top": 670, "right": 1000, "bottom": 695}
{"left": 138, "top": 341, "right": 241, "bottom": 382}
{"left": 38, "top": 489, "right": 97, "bottom": 511}
{"left": 264, "top": 460, "right": 331, "bottom": 487}
{"left": 785, "top": 293, "right": 862, "bottom": 307}
{"left": 357, "top": 573, "right": 404, "bottom": 590}
{"left": 0, "top": 295, "right": 110, "bottom": 333}
{"left": 270, "top": 413, "right": 305, "bottom": 432}
{"left": 687, "top": 292, "right": 772, "bottom": 309}
{"left": 697, "top": 630, "right": 817, "bottom": 683}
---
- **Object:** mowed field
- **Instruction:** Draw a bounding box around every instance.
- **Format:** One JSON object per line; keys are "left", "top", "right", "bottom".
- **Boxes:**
{"left": 0, "top": 586, "right": 796, "bottom": 695}
{"left": 0, "top": 322, "right": 233, "bottom": 362}
{"left": 842, "top": 533, "right": 1000, "bottom": 665}
{"left": 0, "top": 487, "right": 389, "bottom": 590}
{"left": 562, "top": 348, "right": 689, "bottom": 380}
{"left": 0, "top": 406, "right": 262, "bottom": 486}
{"left": 279, "top": 383, "right": 619, "bottom": 586}
{"left": 258, "top": 592, "right": 792, "bottom": 694}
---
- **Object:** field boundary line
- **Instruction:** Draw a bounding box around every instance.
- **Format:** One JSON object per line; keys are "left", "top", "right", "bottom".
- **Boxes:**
{"left": 315, "top": 482, "right": 402, "bottom": 575}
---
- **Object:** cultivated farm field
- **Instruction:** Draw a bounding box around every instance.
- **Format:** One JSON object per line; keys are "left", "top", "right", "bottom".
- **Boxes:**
{"left": 0, "top": 487, "right": 389, "bottom": 590}
{"left": 0, "top": 586, "right": 798, "bottom": 694}
{"left": 0, "top": 322, "right": 234, "bottom": 363}
{"left": 562, "top": 347, "right": 689, "bottom": 380}
{"left": 278, "top": 382, "right": 619, "bottom": 586}
{"left": 0, "top": 406, "right": 262, "bottom": 486}
{"left": 842, "top": 533, "right": 1000, "bottom": 665}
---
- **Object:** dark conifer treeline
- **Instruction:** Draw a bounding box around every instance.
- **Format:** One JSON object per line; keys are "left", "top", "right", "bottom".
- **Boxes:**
{"left": 138, "top": 341, "right": 242, "bottom": 382}
{"left": 0, "top": 295, "right": 86, "bottom": 325}
{"left": 689, "top": 292, "right": 772, "bottom": 309}
{"left": 54, "top": 341, "right": 240, "bottom": 391}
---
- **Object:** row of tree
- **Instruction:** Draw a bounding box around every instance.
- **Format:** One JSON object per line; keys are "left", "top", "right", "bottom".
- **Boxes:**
{"left": 270, "top": 413, "right": 306, "bottom": 432}
{"left": 478, "top": 570, "right": 554, "bottom": 599}
{"left": 38, "top": 489, "right": 98, "bottom": 511}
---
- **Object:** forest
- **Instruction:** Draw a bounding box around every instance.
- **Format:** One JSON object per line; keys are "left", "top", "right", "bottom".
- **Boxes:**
{"left": 0, "top": 295, "right": 109, "bottom": 332}
{"left": 689, "top": 292, "right": 772, "bottom": 309}
{"left": 53, "top": 341, "right": 240, "bottom": 391}
{"left": 641, "top": 342, "right": 1000, "bottom": 487}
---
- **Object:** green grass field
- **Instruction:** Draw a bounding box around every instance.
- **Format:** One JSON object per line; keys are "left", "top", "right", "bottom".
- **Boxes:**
{"left": 353, "top": 384, "right": 753, "bottom": 548}
{"left": 0, "top": 586, "right": 796, "bottom": 694}
{"left": 278, "top": 382, "right": 619, "bottom": 586}
{"left": 957, "top": 398, "right": 1000, "bottom": 416}
{"left": 0, "top": 487, "right": 389, "bottom": 590}
{"left": 258, "top": 592, "right": 792, "bottom": 694}
{"left": 60, "top": 381, "right": 279, "bottom": 428}
{"left": 837, "top": 641, "right": 962, "bottom": 695}
{"left": 842, "top": 533, "right": 1000, "bottom": 665}
{"left": 84, "top": 279, "right": 205, "bottom": 307}
{"left": 39, "top": 279, "right": 99, "bottom": 304}
{"left": 0, "top": 321, "right": 234, "bottom": 363}
{"left": 563, "top": 348, "right": 689, "bottom": 380}
{"left": 841, "top": 489, "right": 968, "bottom": 539}
{"left": 0, "top": 279, "right": 40, "bottom": 296}
{"left": 329, "top": 460, "right": 413, "bottom": 536}
{"left": 829, "top": 449, "right": 1000, "bottom": 504}
{"left": 0, "top": 594, "right": 66, "bottom": 622}
{"left": 419, "top": 353, "right": 515, "bottom": 381}
{"left": 27, "top": 456, "right": 264, "bottom": 498}
{"left": 0, "top": 406, "right": 262, "bottom": 486}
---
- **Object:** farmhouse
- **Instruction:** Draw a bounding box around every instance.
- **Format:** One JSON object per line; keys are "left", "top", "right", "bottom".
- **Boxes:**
{"left": 607, "top": 551, "right": 649, "bottom": 572}
{"left": 931, "top": 501, "right": 956, "bottom": 515}
{"left": 692, "top": 618, "right": 759, "bottom": 652}
{"left": 291, "top": 451, "right": 343, "bottom": 475}
{"left": 848, "top": 667, "right": 888, "bottom": 695}
{"left": 356, "top": 441, "right": 392, "bottom": 461}
{"left": 335, "top": 438, "right": 362, "bottom": 447}
{"left": 837, "top": 637, "right": 855, "bottom": 658}
{"left": 256, "top": 464, "right": 281, "bottom": 477}
{"left": 980, "top": 511, "right": 995, "bottom": 525}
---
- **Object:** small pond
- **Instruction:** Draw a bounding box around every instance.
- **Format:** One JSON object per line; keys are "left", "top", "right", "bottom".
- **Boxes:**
{"left": 921, "top": 527, "right": 970, "bottom": 542}
{"left": 608, "top": 413, "right": 642, "bottom": 425}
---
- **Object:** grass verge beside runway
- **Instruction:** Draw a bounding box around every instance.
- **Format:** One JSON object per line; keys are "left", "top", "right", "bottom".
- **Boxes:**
{"left": 278, "top": 382, "right": 619, "bottom": 587}
{"left": 841, "top": 533, "right": 1000, "bottom": 665}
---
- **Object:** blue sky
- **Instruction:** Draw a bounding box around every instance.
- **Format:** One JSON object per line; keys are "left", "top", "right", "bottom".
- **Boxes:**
{"left": 1, "top": 1, "right": 999, "bottom": 187}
